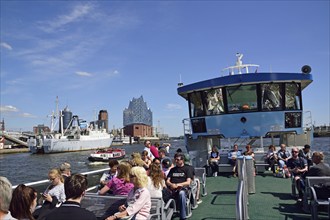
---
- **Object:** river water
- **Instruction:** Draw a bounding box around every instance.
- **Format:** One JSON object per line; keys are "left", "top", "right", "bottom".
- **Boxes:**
{"left": 0, "top": 137, "right": 329, "bottom": 186}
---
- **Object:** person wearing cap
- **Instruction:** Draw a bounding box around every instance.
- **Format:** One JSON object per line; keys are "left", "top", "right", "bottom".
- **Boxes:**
{"left": 161, "top": 157, "right": 173, "bottom": 177}
{"left": 60, "top": 162, "right": 71, "bottom": 181}
{"left": 298, "top": 145, "right": 313, "bottom": 168}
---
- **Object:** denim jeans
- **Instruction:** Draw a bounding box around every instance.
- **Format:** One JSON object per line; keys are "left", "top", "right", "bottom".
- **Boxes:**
{"left": 178, "top": 189, "right": 187, "bottom": 219}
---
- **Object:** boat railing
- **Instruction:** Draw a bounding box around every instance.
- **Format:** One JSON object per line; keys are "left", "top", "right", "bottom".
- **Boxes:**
{"left": 236, "top": 157, "right": 249, "bottom": 220}
{"left": 182, "top": 118, "right": 192, "bottom": 135}
{"left": 12, "top": 168, "right": 110, "bottom": 191}
{"left": 304, "top": 111, "right": 313, "bottom": 131}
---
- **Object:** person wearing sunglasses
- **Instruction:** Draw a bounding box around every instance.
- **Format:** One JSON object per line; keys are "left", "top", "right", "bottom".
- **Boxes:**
{"left": 166, "top": 152, "right": 194, "bottom": 220}
{"left": 286, "top": 147, "right": 308, "bottom": 202}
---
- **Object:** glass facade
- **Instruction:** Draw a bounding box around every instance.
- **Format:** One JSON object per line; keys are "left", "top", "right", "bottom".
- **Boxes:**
{"left": 123, "top": 96, "right": 153, "bottom": 126}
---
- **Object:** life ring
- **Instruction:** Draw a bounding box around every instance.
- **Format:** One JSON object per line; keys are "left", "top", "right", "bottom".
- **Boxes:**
{"left": 242, "top": 104, "right": 250, "bottom": 110}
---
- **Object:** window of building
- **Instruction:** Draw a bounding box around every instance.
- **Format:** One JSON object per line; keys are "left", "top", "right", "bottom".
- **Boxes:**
{"left": 226, "top": 85, "right": 257, "bottom": 113}
{"left": 261, "top": 83, "right": 283, "bottom": 111}
{"left": 285, "top": 83, "right": 301, "bottom": 110}
{"left": 204, "top": 88, "right": 225, "bottom": 115}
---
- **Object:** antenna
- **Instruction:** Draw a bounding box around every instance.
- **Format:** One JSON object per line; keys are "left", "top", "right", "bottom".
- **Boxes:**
{"left": 178, "top": 74, "right": 183, "bottom": 87}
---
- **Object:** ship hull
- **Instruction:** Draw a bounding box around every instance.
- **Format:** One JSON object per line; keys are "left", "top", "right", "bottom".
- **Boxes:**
{"left": 42, "top": 136, "right": 113, "bottom": 154}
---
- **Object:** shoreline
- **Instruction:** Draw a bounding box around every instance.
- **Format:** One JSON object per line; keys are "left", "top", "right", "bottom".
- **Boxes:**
{"left": 0, "top": 148, "right": 30, "bottom": 154}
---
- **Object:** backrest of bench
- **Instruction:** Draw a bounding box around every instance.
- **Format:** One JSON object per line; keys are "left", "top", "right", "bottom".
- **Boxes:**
{"left": 149, "top": 197, "right": 162, "bottom": 220}
{"left": 306, "top": 176, "right": 330, "bottom": 188}
{"left": 194, "top": 167, "right": 205, "bottom": 179}
{"left": 81, "top": 193, "right": 127, "bottom": 218}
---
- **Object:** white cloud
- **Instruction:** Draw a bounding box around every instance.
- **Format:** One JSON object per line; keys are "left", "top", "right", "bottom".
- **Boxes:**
{"left": 0, "top": 105, "right": 19, "bottom": 112}
{"left": 166, "top": 103, "right": 182, "bottom": 111}
{"left": 75, "top": 71, "right": 93, "bottom": 77}
{"left": 20, "top": 113, "right": 37, "bottom": 118}
{"left": 39, "top": 3, "right": 94, "bottom": 33}
{"left": 0, "top": 42, "right": 13, "bottom": 50}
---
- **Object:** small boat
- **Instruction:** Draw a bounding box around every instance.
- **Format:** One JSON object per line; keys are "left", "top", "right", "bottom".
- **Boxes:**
{"left": 88, "top": 148, "right": 126, "bottom": 162}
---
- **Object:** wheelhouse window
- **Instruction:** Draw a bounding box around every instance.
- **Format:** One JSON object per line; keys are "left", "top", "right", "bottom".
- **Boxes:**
{"left": 204, "top": 88, "right": 224, "bottom": 115}
{"left": 226, "top": 85, "right": 257, "bottom": 113}
{"left": 285, "top": 83, "right": 301, "bottom": 110}
{"left": 261, "top": 83, "right": 283, "bottom": 111}
{"left": 189, "top": 92, "right": 204, "bottom": 117}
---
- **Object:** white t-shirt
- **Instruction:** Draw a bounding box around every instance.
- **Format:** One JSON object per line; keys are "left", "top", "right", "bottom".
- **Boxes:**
{"left": 147, "top": 176, "right": 164, "bottom": 198}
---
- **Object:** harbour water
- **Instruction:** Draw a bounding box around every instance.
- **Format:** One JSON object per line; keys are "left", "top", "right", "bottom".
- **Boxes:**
{"left": 0, "top": 137, "right": 329, "bottom": 186}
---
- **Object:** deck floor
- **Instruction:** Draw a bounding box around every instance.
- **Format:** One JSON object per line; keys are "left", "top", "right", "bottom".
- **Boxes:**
{"left": 172, "top": 172, "right": 329, "bottom": 220}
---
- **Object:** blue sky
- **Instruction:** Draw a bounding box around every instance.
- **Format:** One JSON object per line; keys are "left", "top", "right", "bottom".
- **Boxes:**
{"left": 0, "top": 1, "right": 329, "bottom": 137}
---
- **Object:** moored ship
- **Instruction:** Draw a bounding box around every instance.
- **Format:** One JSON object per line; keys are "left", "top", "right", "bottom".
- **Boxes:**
{"left": 29, "top": 106, "right": 113, "bottom": 154}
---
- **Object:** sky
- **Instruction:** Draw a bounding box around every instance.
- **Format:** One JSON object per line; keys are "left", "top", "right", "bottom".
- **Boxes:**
{"left": 0, "top": 1, "right": 329, "bottom": 137}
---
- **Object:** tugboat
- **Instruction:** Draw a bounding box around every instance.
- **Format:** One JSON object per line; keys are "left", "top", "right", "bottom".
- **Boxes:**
{"left": 88, "top": 148, "right": 126, "bottom": 162}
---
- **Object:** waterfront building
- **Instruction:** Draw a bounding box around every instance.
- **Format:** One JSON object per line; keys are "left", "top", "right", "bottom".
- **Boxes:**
{"left": 123, "top": 96, "right": 153, "bottom": 137}
{"left": 33, "top": 124, "right": 51, "bottom": 134}
{"left": 98, "top": 110, "right": 109, "bottom": 132}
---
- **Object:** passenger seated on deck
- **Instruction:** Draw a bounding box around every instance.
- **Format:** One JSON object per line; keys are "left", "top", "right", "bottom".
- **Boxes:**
{"left": 44, "top": 174, "right": 97, "bottom": 220}
{"left": 305, "top": 152, "right": 330, "bottom": 177}
{"left": 99, "top": 159, "right": 119, "bottom": 189}
{"left": 105, "top": 166, "right": 151, "bottom": 220}
{"left": 59, "top": 162, "right": 71, "bottom": 181}
{"left": 141, "top": 150, "right": 152, "bottom": 170}
{"left": 161, "top": 157, "right": 173, "bottom": 177}
{"left": 166, "top": 152, "right": 194, "bottom": 220}
{"left": 266, "top": 145, "right": 278, "bottom": 174}
{"left": 228, "top": 144, "right": 242, "bottom": 177}
{"left": 209, "top": 145, "right": 220, "bottom": 177}
{"left": 0, "top": 177, "right": 16, "bottom": 220}
{"left": 9, "top": 184, "right": 37, "bottom": 220}
{"left": 99, "top": 162, "right": 134, "bottom": 196}
{"left": 277, "top": 144, "right": 291, "bottom": 169}
{"left": 147, "top": 162, "right": 166, "bottom": 198}
{"left": 287, "top": 147, "right": 308, "bottom": 202}
{"left": 298, "top": 145, "right": 313, "bottom": 168}
{"left": 130, "top": 152, "right": 145, "bottom": 168}
{"left": 243, "top": 145, "right": 256, "bottom": 176}
{"left": 39, "top": 169, "right": 66, "bottom": 204}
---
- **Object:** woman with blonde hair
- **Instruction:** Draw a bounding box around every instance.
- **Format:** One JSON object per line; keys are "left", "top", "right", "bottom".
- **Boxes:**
{"left": 9, "top": 184, "right": 37, "bottom": 220}
{"left": 130, "top": 152, "right": 145, "bottom": 167}
{"left": 106, "top": 166, "right": 151, "bottom": 220}
{"left": 40, "top": 168, "right": 66, "bottom": 204}
{"left": 99, "top": 161, "right": 134, "bottom": 196}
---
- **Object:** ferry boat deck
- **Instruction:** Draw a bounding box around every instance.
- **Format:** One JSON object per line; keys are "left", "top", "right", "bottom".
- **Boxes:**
{"left": 173, "top": 172, "right": 329, "bottom": 220}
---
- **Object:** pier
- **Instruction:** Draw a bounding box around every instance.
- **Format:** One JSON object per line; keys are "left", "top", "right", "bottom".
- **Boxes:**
{"left": 0, "top": 130, "right": 33, "bottom": 149}
{"left": 313, "top": 126, "right": 330, "bottom": 137}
